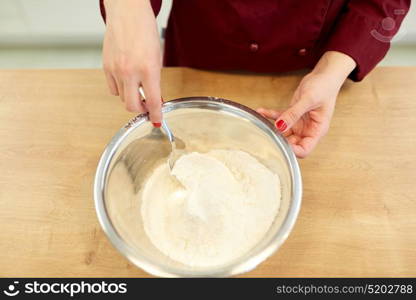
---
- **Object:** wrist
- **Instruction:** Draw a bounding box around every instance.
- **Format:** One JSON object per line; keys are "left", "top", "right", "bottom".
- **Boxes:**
{"left": 312, "top": 51, "right": 356, "bottom": 83}
{"left": 104, "top": 0, "right": 149, "bottom": 23}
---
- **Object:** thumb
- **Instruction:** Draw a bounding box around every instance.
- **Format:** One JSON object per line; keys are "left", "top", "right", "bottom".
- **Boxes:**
{"left": 275, "top": 100, "right": 309, "bottom": 133}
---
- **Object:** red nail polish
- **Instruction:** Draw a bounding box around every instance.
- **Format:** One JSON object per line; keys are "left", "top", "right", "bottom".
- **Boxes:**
{"left": 275, "top": 120, "right": 287, "bottom": 132}
{"left": 152, "top": 122, "right": 162, "bottom": 128}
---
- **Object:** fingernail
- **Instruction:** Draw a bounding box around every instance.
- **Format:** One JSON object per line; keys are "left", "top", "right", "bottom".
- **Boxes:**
{"left": 275, "top": 119, "right": 287, "bottom": 132}
{"left": 152, "top": 122, "right": 162, "bottom": 128}
{"left": 161, "top": 97, "right": 164, "bottom": 103}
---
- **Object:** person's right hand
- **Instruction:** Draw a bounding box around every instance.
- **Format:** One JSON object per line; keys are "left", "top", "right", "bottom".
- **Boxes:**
{"left": 102, "top": 0, "right": 163, "bottom": 126}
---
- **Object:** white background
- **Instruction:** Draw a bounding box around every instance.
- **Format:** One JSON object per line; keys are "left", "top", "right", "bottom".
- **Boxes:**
{"left": 0, "top": 0, "right": 173, "bottom": 45}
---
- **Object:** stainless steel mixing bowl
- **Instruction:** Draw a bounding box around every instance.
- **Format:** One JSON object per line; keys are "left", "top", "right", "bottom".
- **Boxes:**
{"left": 94, "top": 97, "right": 302, "bottom": 277}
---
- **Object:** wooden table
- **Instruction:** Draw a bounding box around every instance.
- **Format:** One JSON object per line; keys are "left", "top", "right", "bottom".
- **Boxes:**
{"left": 0, "top": 67, "right": 415, "bottom": 277}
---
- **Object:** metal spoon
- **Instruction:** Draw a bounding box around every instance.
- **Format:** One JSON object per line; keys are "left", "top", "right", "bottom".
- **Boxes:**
{"left": 138, "top": 87, "right": 186, "bottom": 171}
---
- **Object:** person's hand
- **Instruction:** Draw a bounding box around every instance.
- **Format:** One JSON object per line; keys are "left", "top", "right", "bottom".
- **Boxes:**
{"left": 257, "top": 72, "right": 339, "bottom": 158}
{"left": 102, "top": 0, "right": 163, "bottom": 126}
{"left": 257, "top": 51, "right": 356, "bottom": 158}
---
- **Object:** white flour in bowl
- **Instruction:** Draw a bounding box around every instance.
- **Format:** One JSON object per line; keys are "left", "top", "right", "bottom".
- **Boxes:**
{"left": 141, "top": 149, "right": 280, "bottom": 268}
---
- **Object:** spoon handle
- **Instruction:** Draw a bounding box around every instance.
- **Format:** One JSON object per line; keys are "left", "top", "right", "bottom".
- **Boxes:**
{"left": 138, "top": 86, "right": 175, "bottom": 143}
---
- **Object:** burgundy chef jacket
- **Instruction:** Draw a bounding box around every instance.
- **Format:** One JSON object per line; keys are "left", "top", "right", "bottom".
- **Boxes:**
{"left": 99, "top": 0, "right": 410, "bottom": 81}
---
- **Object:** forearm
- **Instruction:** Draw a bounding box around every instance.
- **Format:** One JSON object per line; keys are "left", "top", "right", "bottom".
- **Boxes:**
{"left": 102, "top": 0, "right": 162, "bottom": 120}
{"left": 312, "top": 51, "right": 357, "bottom": 85}
{"left": 104, "top": 0, "right": 154, "bottom": 23}
{"left": 103, "top": 0, "right": 159, "bottom": 53}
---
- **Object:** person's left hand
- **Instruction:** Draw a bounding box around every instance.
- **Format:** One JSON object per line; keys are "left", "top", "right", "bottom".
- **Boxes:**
{"left": 257, "top": 51, "right": 356, "bottom": 158}
{"left": 257, "top": 72, "right": 337, "bottom": 158}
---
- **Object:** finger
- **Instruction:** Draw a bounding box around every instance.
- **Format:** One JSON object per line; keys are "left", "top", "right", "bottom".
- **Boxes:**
{"left": 291, "top": 136, "right": 320, "bottom": 158}
{"left": 282, "top": 130, "right": 293, "bottom": 138}
{"left": 256, "top": 107, "right": 267, "bottom": 117}
{"left": 287, "top": 135, "right": 300, "bottom": 145}
{"left": 124, "top": 80, "right": 146, "bottom": 113}
{"left": 141, "top": 75, "right": 162, "bottom": 125}
{"left": 256, "top": 108, "right": 282, "bottom": 120}
{"left": 257, "top": 107, "right": 293, "bottom": 137}
{"left": 279, "top": 127, "right": 293, "bottom": 138}
{"left": 104, "top": 71, "right": 119, "bottom": 96}
{"left": 275, "top": 99, "right": 310, "bottom": 133}
{"left": 114, "top": 77, "right": 125, "bottom": 102}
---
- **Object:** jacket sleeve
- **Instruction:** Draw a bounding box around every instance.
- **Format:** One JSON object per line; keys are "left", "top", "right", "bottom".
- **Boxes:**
{"left": 99, "top": 0, "right": 162, "bottom": 23}
{"left": 323, "top": 0, "right": 410, "bottom": 81}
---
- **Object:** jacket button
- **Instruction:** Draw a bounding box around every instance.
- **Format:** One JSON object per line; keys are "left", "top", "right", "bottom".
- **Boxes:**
{"left": 250, "top": 43, "right": 259, "bottom": 52}
{"left": 298, "top": 48, "right": 307, "bottom": 56}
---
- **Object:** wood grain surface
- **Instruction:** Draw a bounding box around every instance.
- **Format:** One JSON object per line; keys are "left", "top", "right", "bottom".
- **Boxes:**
{"left": 0, "top": 67, "right": 415, "bottom": 277}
